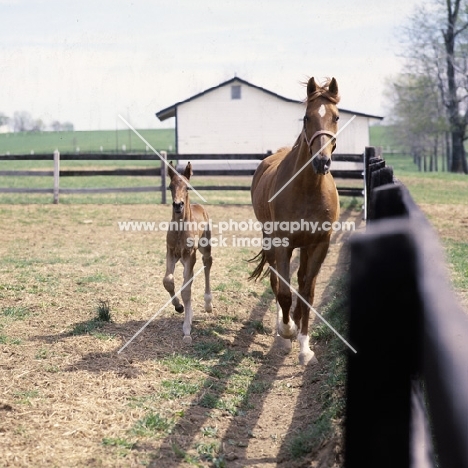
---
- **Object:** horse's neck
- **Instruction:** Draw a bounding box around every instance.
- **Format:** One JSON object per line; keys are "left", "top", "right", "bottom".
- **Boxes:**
{"left": 290, "top": 139, "right": 322, "bottom": 188}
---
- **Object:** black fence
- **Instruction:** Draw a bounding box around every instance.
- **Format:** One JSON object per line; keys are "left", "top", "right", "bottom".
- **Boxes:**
{"left": 345, "top": 147, "right": 468, "bottom": 467}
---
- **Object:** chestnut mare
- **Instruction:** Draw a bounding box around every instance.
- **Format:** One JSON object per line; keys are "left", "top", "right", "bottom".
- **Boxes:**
{"left": 163, "top": 162, "right": 213, "bottom": 343}
{"left": 250, "top": 77, "right": 340, "bottom": 365}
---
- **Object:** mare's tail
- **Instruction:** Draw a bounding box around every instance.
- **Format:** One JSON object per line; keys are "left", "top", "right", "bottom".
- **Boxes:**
{"left": 248, "top": 249, "right": 269, "bottom": 281}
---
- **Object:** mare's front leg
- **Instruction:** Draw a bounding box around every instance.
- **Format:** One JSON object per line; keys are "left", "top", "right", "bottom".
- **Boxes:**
{"left": 297, "top": 241, "right": 331, "bottom": 365}
{"left": 162, "top": 247, "right": 183, "bottom": 313}
{"left": 275, "top": 247, "right": 297, "bottom": 340}
{"left": 180, "top": 252, "right": 197, "bottom": 344}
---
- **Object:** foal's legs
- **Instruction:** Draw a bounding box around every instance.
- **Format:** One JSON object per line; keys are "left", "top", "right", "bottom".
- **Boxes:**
{"left": 180, "top": 252, "right": 197, "bottom": 343}
{"left": 199, "top": 229, "right": 213, "bottom": 313}
{"left": 163, "top": 248, "right": 184, "bottom": 313}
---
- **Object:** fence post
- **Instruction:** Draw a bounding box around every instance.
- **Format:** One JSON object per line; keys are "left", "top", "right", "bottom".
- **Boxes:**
{"left": 363, "top": 146, "right": 376, "bottom": 220}
{"left": 160, "top": 150, "right": 167, "bottom": 204}
{"left": 53, "top": 149, "right": 60, "bottom": 204}
{"left": 345, "top": 221, "right": 421, "bottom": 467}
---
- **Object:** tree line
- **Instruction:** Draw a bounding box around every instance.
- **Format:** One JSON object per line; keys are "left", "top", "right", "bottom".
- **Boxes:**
{"left": 385, "top": 0, "right": 468, "bottom": 173}
{"left": 0, "top": 111, "right": 74, "bottom": 133}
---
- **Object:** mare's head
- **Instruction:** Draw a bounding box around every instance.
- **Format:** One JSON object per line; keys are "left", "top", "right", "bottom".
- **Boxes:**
{"left": 168, "top": 161, "right": 192, "bottom": 216}
{"left": 303, "top": 77, "right": 340, "bottom": 175}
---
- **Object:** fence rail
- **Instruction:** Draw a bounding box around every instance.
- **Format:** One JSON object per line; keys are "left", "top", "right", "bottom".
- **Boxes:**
{"left": 345, "top": 147, "right": 468, "bottom": 467}
{"left": 0, "top": 150, "right": 366, "bottom": 203}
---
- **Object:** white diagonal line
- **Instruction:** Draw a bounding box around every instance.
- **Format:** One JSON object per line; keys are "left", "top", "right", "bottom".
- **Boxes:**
{"left": 268, "top": 115, "right": 357, "bottom": 202}
{"left": 117, "top": 266, "right": 206, "bottom": 353}
{"left": 269, "top": 265, "right": 357, "bottom": 354}
{"left": 118, "top": 114, "right": 207, "bottom": 203}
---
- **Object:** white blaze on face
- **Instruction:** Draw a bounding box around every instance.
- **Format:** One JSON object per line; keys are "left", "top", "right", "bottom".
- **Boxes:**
{"left": 318, "top": 104, "right": 326, "bottom": 118}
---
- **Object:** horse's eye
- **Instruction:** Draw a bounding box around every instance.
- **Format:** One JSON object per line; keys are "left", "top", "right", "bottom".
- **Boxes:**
{"left": 334, "top": 115, "right": 340, "bottom": 122}
{"left": 303, "top": 116, "right": 309, "bottom": 123}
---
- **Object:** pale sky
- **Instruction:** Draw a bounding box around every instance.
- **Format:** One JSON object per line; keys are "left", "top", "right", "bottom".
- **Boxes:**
{"left": 1, "top": 0, "right": 422, "bottom": 131}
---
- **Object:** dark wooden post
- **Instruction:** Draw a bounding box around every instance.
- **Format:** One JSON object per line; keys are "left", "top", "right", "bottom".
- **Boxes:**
{"left": 53, "top": 149, "right": 60, "bottom": 204}
{"left": 363, "top": 147, "right": 375, "bottom": 220}
{"left": 160, "top": 150, "right": 167, "bottom": 204}
{"left": 345, "top": 219, "right": 421, "bottom": 468}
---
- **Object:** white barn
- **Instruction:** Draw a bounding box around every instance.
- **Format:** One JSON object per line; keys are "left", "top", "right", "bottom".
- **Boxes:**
{"left": 156, "top": 76, "right": 383, "bottom": 156}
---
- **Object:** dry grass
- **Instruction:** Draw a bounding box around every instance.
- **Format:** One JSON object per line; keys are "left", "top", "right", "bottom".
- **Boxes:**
{"left": 0, "top": 201, "right": 361, "bottom": 467}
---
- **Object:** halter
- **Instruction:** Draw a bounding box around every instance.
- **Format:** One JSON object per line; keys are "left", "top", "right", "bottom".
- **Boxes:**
{"left": 303, "top": 128, "right": 337, "bottom": 153}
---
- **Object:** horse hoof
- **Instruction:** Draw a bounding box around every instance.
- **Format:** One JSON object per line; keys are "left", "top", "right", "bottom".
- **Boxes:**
{"left": 299, "top": 351, "right": 318, "bottom": 366}
{"left": 175, "top": 304, "right": 184, "bottom": 313}
{"left": 274, "top": 335, "right": 292, "bottom": 352}
{"left": 278, "top": 323, "right": 298, "bottom": 340}
{"left": 182, "top": 335, "right": 192, "bottom": 345}
{"left": 204, "top": 294, "right": 213, "bottom": 313}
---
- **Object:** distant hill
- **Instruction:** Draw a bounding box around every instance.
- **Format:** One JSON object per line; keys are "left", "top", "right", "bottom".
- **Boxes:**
{"left": 0, "top": 129, "right": 175, "bottom": 155}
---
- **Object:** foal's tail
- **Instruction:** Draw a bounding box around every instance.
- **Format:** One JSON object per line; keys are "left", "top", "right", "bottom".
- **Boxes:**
{"left": 248, "top": 249, "right": 269, "bottom": 281}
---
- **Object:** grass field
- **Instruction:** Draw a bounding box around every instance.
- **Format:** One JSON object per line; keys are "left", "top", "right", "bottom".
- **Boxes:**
{"left": 0, "top": 129, "right": 175, "bottom": 155}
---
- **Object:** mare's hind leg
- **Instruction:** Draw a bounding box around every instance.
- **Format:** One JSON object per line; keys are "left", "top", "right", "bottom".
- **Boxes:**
{"left": 180, "top": 252, "right": 197, "bottom": 344}
{"left": 199, "top": 230, "right": 213, "bottom": 313}
{"left": 163, "top": 248, "right": 183, "bottom": 313}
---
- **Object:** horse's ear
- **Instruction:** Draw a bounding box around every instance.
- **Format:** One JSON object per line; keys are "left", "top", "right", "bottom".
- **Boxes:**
{"left": 307, "top": 77, "right": 317, "bottom": 97}
{"left": 329, "top": 77, "right": 338, "bottom": 97}
{"left": 184, "top": 162, "right": 193, "bottom": 180}
{"left": 168, "top": 161, "right": 177, "bottom": 179}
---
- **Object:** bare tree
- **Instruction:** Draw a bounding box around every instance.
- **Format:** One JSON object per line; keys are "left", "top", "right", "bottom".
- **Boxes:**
{"left": 443, "top": 0, "right": 468, "bottom": 172}
{"left": 60, "top": 121, "right": 74, "bottom": 132}
{"left": 31, "top": 119, "right": 45, "bottom": 133}
{"left": 0, "top": 113, "right": 9, "bottom": 127}
{"left": 50, "top": 120, "right": 74, "bottom": 132}
{"left": 385, "top": 73, "right": 448, "bottom": 171}
{"left": 399, "top": 0, "right": 468, "bottom": 173}
{"left": 12, "top": 111, "right": 33, "bottom": 132}
{"left": 50, "top": 120, "right": 62, "bottom": 132}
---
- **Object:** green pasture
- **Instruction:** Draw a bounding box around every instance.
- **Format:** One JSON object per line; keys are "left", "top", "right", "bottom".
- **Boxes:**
{"left": 0, "top": 128, "right": 257, "bottom": 204}
{"left": 0, "top": 129, "right": 175, "bottom": 155}
{"left": 368, "top": 125, "right": 406, "bottom": 154}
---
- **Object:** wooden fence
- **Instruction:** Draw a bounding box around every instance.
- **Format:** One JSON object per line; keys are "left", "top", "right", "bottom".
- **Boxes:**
{"left": 345, "top": 147, "right": 468, "bottom": 467}
{"left": 0, "top": 151, "right": 365, "bottom": 204}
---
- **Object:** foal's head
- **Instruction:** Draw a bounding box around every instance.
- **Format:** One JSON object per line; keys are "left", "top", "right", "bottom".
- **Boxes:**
{"left": 168, "top": 162, "right": 192, "bottom": 216}
{"left": 303, "top": 77, "right": 340, "bottom": 175}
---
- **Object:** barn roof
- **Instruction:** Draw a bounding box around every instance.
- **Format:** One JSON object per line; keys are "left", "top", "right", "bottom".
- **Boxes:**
{"left": 155, "top": 76, "right": 383, "bottom": 122}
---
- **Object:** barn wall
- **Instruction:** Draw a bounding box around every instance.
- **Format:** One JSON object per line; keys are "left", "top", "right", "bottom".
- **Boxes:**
{"left": 176, "top": 81, "right": 370, "bottom": 155}
{"left": 337, "top": 113, "right": 370, "bottom": 154}
{"left": 177, "top": 83, "right": 303, "bottom": 154}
